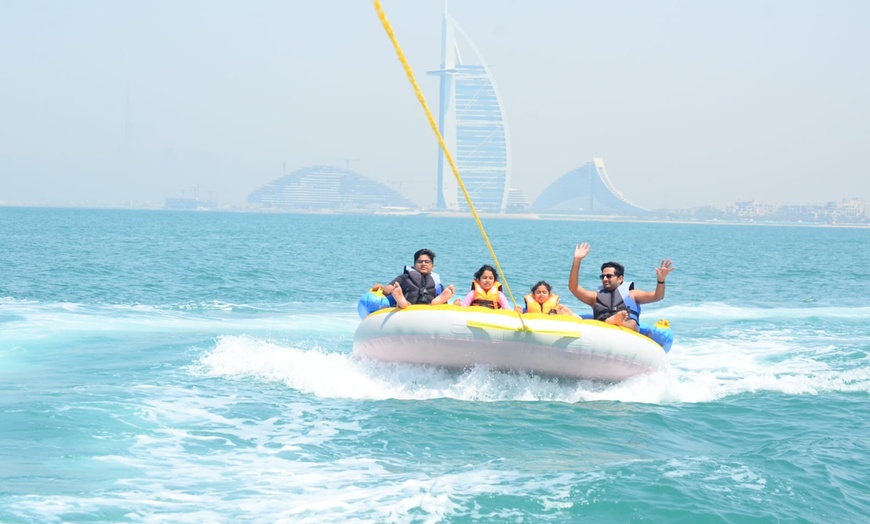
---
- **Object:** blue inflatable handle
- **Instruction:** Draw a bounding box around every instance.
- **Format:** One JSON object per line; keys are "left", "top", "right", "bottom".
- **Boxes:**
{"left": 357, "top": 288, "right": 396, "bottom": 319}
{"left": 640, "top": 319, "right": 673, "bottom": 352}
{"left": 581, "top": 313, "right": 673, "bottom": 352}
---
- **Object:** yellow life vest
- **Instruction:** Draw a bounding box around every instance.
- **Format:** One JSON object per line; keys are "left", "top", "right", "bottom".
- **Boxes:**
{"left": 524, "top": 293, "right": 560, "bottom": 314}
{"left": 471, "top": 281, "right": 503, "bottom": 309}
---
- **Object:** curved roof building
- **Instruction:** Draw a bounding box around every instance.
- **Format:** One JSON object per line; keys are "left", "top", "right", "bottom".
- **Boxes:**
{"left": 428, "top": 9, "right": 511, "bottom": 213}
{"left": 532, "top": 158, "right": 649, "bottom": 216}
{"left": 248, "top": 165, "right": 416, "bottom": 211}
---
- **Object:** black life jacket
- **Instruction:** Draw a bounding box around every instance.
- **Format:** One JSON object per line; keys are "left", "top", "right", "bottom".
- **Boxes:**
{"left": 593, "top": 281, "right": 641, "bottom": 323}
{"left": 399, "top": 266, "right": 443, "bottom": 305}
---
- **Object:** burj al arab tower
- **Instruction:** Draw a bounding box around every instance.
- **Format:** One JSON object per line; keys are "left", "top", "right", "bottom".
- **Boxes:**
{"left": 428, "top": 6, "right": 511, "bottom": 213}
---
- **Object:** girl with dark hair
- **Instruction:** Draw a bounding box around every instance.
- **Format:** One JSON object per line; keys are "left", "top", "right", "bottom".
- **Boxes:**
{"left": 515, "top": 280, "right": 575, "bottom": 315}
{"left": 453, "top": 264, "right": 510, "bottom": 309}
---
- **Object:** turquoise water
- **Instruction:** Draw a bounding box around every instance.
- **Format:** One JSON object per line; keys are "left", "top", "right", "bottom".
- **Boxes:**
{"left": 1, "top": 207, "right": 869, "bottom": 523}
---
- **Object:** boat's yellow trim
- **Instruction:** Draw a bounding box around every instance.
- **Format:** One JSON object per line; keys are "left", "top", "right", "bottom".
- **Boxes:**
{"left": 366, "top": 304, "right": 659, "bottom": 345}
{"left": 466, "top": 319, "right": 581, "bottom": 338}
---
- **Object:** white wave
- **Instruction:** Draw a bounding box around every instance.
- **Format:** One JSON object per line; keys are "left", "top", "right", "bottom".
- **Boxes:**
{"left": 658, "top": 302, "right": 870, "bottom": 321}
{"left": 195, "top": 335, "right": 870, "bottom": 405}
{"left": 0, "top": 301, "right": 360, "bottom": 342}
{"left": 4, "top": 297, "right": 867, "bottom": 403}
{"left": 6, "top": 450, "right": 575, "bottom": 523}
{"left": 2, "top": 297, "right": 866, "bottom": 341}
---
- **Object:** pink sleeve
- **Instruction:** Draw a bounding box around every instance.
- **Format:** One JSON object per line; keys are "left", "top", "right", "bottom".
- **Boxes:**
{"left": 498, "top": 292, "right": 510, "bottom": 310}
{"left": 460, "top": 290, "right": 476, "bottom": 307}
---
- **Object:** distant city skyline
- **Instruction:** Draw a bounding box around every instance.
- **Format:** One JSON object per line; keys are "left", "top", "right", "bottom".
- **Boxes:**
{"left": 2, "top": 2, "right": 868, "bottom": 209}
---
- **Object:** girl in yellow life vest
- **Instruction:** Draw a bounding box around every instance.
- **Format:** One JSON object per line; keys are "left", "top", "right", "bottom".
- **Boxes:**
{"left": 516, "top": 281, "right": 575, "bottom": 315}
{"left": 453, "top": 264, "right": 510, "bottom": 309}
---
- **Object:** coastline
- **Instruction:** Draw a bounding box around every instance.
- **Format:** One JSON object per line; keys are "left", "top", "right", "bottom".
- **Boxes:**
{"left": 3, "top": 203, "right": 869, "bottom": 229}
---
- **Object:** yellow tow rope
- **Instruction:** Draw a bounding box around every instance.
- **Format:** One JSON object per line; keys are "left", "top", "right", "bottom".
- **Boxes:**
{"left": 373, "top": 0, "right": 528, "bottom": 330}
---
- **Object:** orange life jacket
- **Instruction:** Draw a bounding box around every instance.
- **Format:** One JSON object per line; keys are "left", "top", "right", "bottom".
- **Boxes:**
{"left": 471, "top": 281, "right": 503, "bottom": 309}
{"left": 524, "top": 293, "right": 560, "bottom": 314}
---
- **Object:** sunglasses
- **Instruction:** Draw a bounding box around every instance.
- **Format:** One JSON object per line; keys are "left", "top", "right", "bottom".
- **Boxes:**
{"left": 599, "top": 273, "right": 620, "bottom": 280}
{"left": 415, "top": 259, "right": 433, "bottom": 265}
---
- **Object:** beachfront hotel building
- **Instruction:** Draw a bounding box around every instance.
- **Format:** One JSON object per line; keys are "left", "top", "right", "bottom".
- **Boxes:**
{"left": 428, "top": 8, "right": 511, "bottom": 213}
{"left": 532, "top": 158, "right": 650, "bottom": 216}
{"left": 247, "top": 165, "right": 415, "bottom": 211}
{"left": 427, "top": 9, "right": 645, "bottom": 217}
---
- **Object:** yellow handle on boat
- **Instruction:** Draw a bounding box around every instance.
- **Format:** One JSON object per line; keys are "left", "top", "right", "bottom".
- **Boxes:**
{"left": 373, "top": 0, "right": 527, "bottom": 331}
{"left": 466, "top": 320, "right": 581, "bottom": 339}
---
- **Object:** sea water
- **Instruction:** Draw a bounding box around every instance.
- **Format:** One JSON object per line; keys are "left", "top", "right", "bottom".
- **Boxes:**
{"left": 1, "top": 207, "right": 868, "bottom": 523}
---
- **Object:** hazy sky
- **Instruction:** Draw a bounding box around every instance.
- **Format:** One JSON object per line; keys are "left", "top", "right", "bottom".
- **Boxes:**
{"left": 2, "top": 1, "right": 868, "bottom": 209}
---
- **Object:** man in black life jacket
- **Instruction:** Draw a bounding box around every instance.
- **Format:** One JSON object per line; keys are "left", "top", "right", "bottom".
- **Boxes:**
{"left": 568, "top": 242, "right": 674, "bottom": 331}
{"left": 380, "top": 248, "right": 455, "bottom": 309}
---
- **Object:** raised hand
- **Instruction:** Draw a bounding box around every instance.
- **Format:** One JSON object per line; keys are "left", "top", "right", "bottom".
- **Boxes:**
{"left": 655, "top": 259, "right": 674, "bottom": 281}
{"left": 573, "top": 242, "right": 590, "bottom": 260}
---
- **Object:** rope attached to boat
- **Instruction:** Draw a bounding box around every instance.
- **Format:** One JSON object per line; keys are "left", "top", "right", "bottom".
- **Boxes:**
{"left": 373, "top": 0, "right": 528, "bottom": 330}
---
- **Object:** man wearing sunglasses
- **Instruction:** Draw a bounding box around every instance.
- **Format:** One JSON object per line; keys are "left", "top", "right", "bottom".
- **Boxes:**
{"left": 380, "top": 248, "right": 455, "bottom": 309}
{"left": 567, "top": 242, "right": 674, "bottom": 331}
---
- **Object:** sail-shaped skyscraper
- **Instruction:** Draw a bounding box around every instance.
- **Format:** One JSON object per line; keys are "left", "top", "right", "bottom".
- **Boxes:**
{"left": 428, "top": 6, "right": 511, "bottom": 213}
